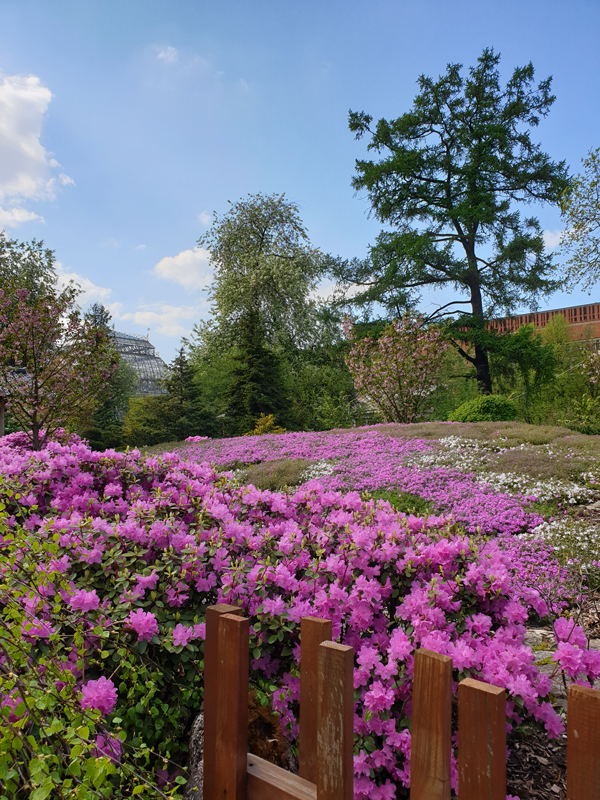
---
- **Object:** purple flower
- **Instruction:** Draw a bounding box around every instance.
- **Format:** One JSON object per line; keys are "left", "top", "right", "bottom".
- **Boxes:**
{"left": 92, "top": 733, "right": 122, "bottom": 762}
{"left": 172, "top": 623, "right": 194, "bottom": 647}
{"left": 69, "top": 589, "right": 100, "bottom": 612}
{"left": 135, "top": 570, "right": 159, "bottom": 590}
{"left": 80, "top": 676, "right": 117, "bottom": 715}
{"left": 126, "top": 609, "right": 159, "bottom": 642}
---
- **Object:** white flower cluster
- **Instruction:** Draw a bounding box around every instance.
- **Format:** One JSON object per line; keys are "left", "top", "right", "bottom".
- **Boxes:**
{"left": 300, "top": 460, "right": 336, "bottom": 482}
{"left": 405, "top": 436, "right": 493, "bottom": 472}
{"left": 526, "top": 519, "right": 600, "bottom": 571}
{"left": 404, "top": 435, "right": 599, "bottom": 504}
{"left": 477, "top": 471, "right": 596, "bottom": 504}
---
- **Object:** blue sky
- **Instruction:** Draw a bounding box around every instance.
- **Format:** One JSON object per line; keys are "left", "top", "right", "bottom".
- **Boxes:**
{"left": 0, "top": 0, "right": 598, "bottom": 362}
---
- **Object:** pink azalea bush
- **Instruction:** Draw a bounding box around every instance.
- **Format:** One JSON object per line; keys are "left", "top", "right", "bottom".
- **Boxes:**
{"left": 0, "top": 429, "right": 594, "bottom": 798}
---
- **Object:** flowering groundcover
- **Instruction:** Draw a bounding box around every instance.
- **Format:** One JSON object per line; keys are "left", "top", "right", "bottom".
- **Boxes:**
{"left": 0, "top": 429, "right": 598, "bottom": 799}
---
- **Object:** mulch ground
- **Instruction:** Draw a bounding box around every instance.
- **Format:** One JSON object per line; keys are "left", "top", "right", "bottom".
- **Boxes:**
{"left": 506, "top": 726, "right": 566, "bottom": 800}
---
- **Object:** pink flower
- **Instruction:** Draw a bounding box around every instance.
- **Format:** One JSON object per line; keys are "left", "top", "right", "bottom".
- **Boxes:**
{"left": 262, "top": 596, "right": 286, "bottom": 616}
{"left": 193, "top": 623, "right": 206, "bottom": 640}
{"left": 126, "top": 609, "right": 159, "bottom": 642}
{"left": 92, "top": 734, "right": 122, "bottom": 762}
{"left": 69, "top": 589, "right": 100, "bottom": 612}
{"left": 80, "top": 676, "right": 117, "bottom": 716}
{"left": 135, "top": 570, "right": 159, "bottom": 590}
{"left": 553, "top": 642, "right": 584, "bottom": 678}
{"left": 364, "top": 680, "right": 394, "bottom": 712}
{"left": 388, "top": 628, "right": 412, "bottom": 661}
{"left": 554, "top": 617, "right": 587, "bottom": 648}
{"left": 172, "top": 624, "right": 194, "bottom": 647}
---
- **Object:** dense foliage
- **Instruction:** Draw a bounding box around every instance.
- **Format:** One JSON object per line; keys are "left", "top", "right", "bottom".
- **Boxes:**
{"left": 448, "top": 395, "right": 518, "bottom": 423}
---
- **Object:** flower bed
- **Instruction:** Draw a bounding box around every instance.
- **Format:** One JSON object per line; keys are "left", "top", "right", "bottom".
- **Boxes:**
{"left": 0, "top": 429, "right": 598, "bottom": 799}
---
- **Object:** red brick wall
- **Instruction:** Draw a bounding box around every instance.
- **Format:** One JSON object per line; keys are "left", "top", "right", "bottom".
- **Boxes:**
{"left": 488, "top": 302, "right": 600, "bottom": 340}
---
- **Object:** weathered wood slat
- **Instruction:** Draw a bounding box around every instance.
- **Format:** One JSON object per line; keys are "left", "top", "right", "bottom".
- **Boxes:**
{"left": 458, "top": 677, "right": 506, "bottom": 800}
{"left": 317, "top": 641, "right": 354, "bottom": 800}
{"left": 299, "top": 616, "right": 333, "bottom": 785}
{"left": 567, "top": 684, "right": 600, "bottom": 800}
{"left": 411, "top": 648, "right": 452, "bottom": 800}
{"left": 203, "top": 604, "right": 244, "bottom": 800}
{"left": 247, "top": 753, "right": 317, "bottom": 800}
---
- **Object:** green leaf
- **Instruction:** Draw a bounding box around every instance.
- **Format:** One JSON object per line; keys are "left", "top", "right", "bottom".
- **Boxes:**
{"left": 131, "top": 785, "right": 147, "bottom": 795}
{"left": 30, "top": 783, "right": 53, "bottom": 800}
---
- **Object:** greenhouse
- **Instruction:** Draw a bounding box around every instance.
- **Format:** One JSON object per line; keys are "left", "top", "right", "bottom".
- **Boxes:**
{"left": 110, "top": 330, "right": 168, "bottom": 395}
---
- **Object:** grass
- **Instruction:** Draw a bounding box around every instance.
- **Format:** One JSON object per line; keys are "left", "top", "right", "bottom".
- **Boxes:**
{"left": 364, "top": 490, "right": 433, "bottom": 516}
{"left": 241, "top": 458, "right": 313, "bottom": 492}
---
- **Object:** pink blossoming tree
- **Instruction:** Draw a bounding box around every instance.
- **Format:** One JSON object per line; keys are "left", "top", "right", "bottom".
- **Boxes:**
{"left": 344, "top": 316, "right": 449, "bottom": 423}
{"left": 0, "top": 286, "right": 117, "bottom": 449}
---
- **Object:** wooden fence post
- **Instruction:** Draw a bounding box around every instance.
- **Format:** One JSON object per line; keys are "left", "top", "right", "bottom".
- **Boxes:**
{"left": 411, "top": 649, "right": 452, "bottom": 800}
{"left": 458, "top": 678, "right": 506, "bottom": 800}
{"left": 299, "top": 616, "right": 332, "bottom": 784}
{"left": 204, "top": 604, "right": 245, "bottom": 800}
{"left": 567, "top": 683, "right": 600, "bottom": 800}
{"left": 316, "top": 641, "right": 353, "bottom": 800}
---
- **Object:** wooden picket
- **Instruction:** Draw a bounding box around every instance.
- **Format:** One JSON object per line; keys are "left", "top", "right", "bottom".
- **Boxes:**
{"left": 203, "top": 608, "right": 353, "bottom": 800}
{"left": 202, "top": 613, "right": 600, "bottom": 800}
{"left": 567, "top": 684, "right": 600, "bottom": 800}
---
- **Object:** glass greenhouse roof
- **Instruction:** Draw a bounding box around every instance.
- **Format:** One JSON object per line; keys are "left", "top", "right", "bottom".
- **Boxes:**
{"left": 110, "top": 330, "right": 168, "bottom": 396}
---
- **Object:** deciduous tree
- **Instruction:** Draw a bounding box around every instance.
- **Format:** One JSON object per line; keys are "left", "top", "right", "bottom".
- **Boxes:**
{"left": 344, "top": 317, "right": 449, "bottom": 423}
{"left": 559, "top": 146, "right": 600, "bottom": 292}
{"left": 0, "top": 286, "right": 117, "bottom": 449}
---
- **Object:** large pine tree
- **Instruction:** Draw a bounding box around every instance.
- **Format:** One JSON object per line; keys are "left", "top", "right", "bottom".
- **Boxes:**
{"left": 334, "top": 48, "right": 569, "bottom": 393}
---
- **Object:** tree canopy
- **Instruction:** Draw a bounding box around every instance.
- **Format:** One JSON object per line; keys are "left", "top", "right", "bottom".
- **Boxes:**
{"left": 0, "top": 232, "right": 58, "bottom": 301}
{"left": 332, "top": 48, "right": 569, "bottom": 392}
{"left": 0, "top": 286, "right": 117, "bottom": 449}
{"left": 197, "top": 192, "right": 324, "bottom": 349}
{"left": 558, "top": 146, "right": 600, "bottom": 292}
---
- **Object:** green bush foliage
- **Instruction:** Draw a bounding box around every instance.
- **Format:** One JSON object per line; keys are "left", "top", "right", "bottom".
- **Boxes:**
{"left": 448, "top": 395, "right": 518, "bottom": 423}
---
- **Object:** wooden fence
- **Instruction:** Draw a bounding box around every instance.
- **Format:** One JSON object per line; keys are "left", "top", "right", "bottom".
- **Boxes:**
{"left": 202, "top": 604, "right": 600, "bottom": 800}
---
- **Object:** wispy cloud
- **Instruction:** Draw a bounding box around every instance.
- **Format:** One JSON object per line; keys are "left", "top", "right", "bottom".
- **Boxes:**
{"left": 0, "top": 208, "right": 42, "bottom": 226}
{"left": 0, "top": 73, "right": 74, "bottom": 226}
{"left": 56, "top": 264, "right": 112, "bottom": 306}
{"left": 115, "top": 303, "right": 199, "bottom": 337}
{"left": 134, "top": 243, "right": 147, "bottom": 250}
{"left": 198, "top": 211, "right": 212, "bottom": 226}
{"left": 156, "top": 46, "right": 178, "bottom": 64}
{"left": 152, "top": 246, "right": 213, "bottom": 290}
{"left": 543, "top": 229, "right": 565, "bottom": 250}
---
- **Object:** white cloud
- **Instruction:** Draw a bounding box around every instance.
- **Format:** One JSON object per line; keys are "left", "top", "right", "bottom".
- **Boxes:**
{"left": 56, "top": 264, "right": 112, "bottom": 306}
{"left": 152, "top": 246, "right": 213, "bottom": 290}
{"left": 0, "top": 207, "right": 43, "bottom": 227}
{"left": 543, "top": 229, "right": 565, "bottom": 250}
{"left": 239, "top": 78, "right": 249, "bottom": 91}
{"left": 198, "top": 211, "right": 212, "bottom": 226}
{"left": 156, "top": 46, "right": 178, "bottom": 64}
{"left": 0, "top": 73, "right": 71, "bottom": 226}
{"left": 117, "top": 304, "right": 198, "bottom": 337}
{"left": 310, "top": 279, "right": 364, "bottom": 302}
{"left": 134, "top": 244, "right": 147, "bottom": 250}
{"left": 58, "top": 173, "right": 74, "bottom": 186}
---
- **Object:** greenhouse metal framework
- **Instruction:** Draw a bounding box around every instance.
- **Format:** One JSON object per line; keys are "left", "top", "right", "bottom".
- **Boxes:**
{"left": 111, "top": 330, "right": 168, "bottom": 395}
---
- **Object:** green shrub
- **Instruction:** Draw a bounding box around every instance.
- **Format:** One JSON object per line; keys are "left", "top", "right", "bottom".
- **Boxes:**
{"left": 448, "top": 395, "right": 518, "bottom": 423}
